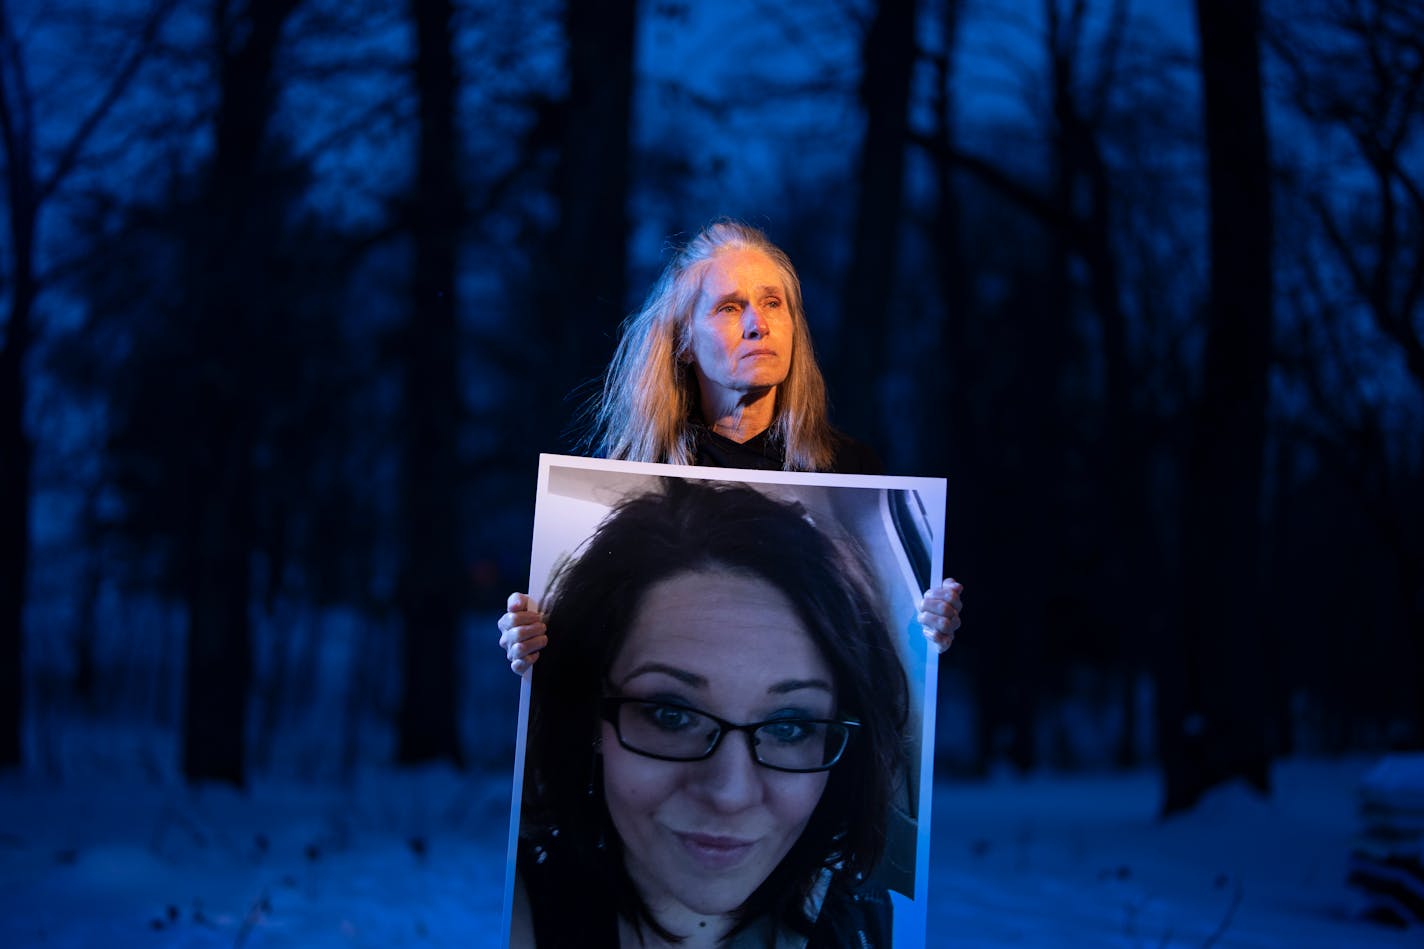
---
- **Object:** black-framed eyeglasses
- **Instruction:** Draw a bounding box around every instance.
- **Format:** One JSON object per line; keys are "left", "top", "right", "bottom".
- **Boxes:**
{"left": 600, "top": 697, "right": 859, "bottom": 773}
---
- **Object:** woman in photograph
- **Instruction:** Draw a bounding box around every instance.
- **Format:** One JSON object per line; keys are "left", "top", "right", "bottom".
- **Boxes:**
{"left": 510, "top": 478, "right": 910, "bottom": 949}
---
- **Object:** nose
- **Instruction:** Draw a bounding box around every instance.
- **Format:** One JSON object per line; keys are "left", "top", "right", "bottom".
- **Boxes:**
{"left": 742, "top": 304, "right": 769, "bottom": 339}
{"left": 687, "top": 732, "right": 764, "bottom": 812}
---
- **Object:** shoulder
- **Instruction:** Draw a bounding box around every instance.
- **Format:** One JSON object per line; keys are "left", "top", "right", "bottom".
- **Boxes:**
{"left": 806, "top": 875, "right": 894, "bottom": 949}
{"left": 517, "top": 831, "right": 619, "bottom": 947}
{"left": 827, "top": 430, "right": 884, "bottom": 475}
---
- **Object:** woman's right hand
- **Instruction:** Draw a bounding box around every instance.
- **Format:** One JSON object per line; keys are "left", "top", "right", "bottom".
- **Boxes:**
{"left": 498, "top": 592, "right": 547, "bottom": 676}
{"left": 918, "top": 578, "right": 964, "bottom": 653}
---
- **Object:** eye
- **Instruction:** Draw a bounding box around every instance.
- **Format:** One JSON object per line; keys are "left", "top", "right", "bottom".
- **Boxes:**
{"left": 716, "top": 302, "right": 740, "bottom": 315}
{"left": 759, "top": 720, "right": 815, "bottom": 744}
{"left": 763, "top": 297, "right": 783, "bottom": 309}
{"left": 639, "top": 703, "right": 702, "bottom": 733}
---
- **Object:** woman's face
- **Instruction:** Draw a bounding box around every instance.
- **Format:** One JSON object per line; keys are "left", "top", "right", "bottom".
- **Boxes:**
{"left": 685, "top": 248, "right": 796, "bottom": 414}
{"left": 602, "top": 568, "right": 834, "bottom": 923}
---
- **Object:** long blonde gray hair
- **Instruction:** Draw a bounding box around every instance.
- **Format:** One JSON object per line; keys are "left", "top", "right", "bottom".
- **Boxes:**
{"left": 583, "top": 221, "right": 836, "bottom": 470}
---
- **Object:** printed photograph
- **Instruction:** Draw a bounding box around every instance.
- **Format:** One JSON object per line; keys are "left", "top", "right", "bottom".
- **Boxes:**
{"left": 502, "top": 455, "right": 947, "bottom": 949}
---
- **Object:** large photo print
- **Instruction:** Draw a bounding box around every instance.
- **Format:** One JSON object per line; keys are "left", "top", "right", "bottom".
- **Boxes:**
{"left": 502, "top": 455, "right": 947, "bottom": 948}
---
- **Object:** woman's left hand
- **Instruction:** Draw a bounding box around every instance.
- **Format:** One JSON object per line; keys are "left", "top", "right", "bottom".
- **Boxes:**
{"left": 918, "top": 578, "right": 964, "bottom": 654}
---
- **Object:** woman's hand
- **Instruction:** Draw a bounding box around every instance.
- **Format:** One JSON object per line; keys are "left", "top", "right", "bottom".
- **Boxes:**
{"left": 498, "top": 592, "right": 547, "bottom": 676}
{"left": 918, "top": 578, "right": 964, "bottom": 654}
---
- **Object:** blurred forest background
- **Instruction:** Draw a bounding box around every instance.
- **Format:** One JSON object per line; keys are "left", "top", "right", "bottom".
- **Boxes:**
{"left": 0, "top": 0, "right": 1419, "bottom": 819}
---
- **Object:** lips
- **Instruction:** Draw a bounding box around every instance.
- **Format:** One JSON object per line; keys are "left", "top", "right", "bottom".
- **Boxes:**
{"left": 740, "top": 348, "right": 777, "bottom": 359}
{"left": 675, "top": 832, "right": 758, "bottom": 870}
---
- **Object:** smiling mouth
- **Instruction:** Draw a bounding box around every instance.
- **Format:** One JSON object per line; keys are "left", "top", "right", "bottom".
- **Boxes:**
{"left": 675, "top": 832, "right": 757, "bottom": 870}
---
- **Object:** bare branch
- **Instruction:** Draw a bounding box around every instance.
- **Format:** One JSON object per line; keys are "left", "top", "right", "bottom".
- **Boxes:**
{"left": 1087, "top": 0, "right": 1130, "bottom": 127}
{"left": 908, "top": 127, "right": 1079, "bottom": 236}
{"left": 38, "top": 0, "right": 182, "bottom": 203}
{"left": 0, "top": 0, "right": 37, "bottom": 198}
{"left": 1310, "top": 191, "right": 1372, "bottom": 313}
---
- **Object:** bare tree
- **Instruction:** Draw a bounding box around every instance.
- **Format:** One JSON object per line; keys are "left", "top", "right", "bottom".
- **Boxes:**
{"left": 1280, "top": 0, "right": 1424, "bottom": 389}
{"left": 525, "top": 0, "right": 638, "bottom": 451}
{"left": 1268, "top": 0, "right": 1424, "bottom": 739}
{"left": 179, "top": 0, "right": 307, "bottom": 785}
{"left": 396, "top": 0, "right": 464, "bottom": 766}
{"left": 1160, "top": 0, "right": 1275, "bottom": 815}
{"left": 59, "top": 0, "right": 396, "bottom": 782}
{"left": 0, "top": 0, "right": 179, "bottom": 770}
{"left": 912, "top": 0, "right": 1185, "bottom": 772}
{"left": 836, "top": 0, "right": 920, "bottom": 446}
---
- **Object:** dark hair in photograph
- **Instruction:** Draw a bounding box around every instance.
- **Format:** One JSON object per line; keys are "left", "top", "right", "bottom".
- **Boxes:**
{"left": 519, "top": 478, "right": 910, "bottom": 942}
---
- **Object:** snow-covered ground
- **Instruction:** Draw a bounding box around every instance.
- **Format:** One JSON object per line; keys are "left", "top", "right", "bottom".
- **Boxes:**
{"left": 928, "top": 759, "right": 1415, "bottom": 947}
{"left": 0, "top": 756, "right": 1414, "bottom": 948}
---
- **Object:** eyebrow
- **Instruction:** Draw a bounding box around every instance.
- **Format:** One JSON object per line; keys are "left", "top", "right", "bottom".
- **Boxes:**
{"left": 621, "top": 662, "right": 705, "bottom": 688}
{"left": 619, "top": 662, "right": 833, "bottom": 696}
{"left": 768, "top": 678, "right": 833, "bottom": 695}
{"left": 710, "top": 285, "right": 785, "bottom": 306}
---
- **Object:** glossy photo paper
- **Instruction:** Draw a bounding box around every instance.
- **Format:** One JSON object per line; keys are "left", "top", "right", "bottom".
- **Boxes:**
{"left": 501, "top": 455, "right": 947, "bottom": 949}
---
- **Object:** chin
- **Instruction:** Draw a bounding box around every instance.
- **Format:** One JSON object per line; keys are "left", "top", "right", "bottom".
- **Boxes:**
{"left": 673, "top": 879, "right": 762, "bottom": 917}
{"left": 648, "top": 850, "right": 777, "bottom": 918}
{"left": 734, "top": 373, "right": 789, "bottom": 392}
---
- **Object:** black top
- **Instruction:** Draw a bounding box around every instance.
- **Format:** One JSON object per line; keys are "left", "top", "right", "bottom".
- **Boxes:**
{"left": 691, "top": 424, "right": 884, "bottom": 475}
{"left": 518, "top": 830, "right": 894, "bottom": 948}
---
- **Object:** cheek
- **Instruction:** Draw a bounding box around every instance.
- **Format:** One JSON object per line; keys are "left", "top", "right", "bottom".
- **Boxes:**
{"left": 601, "top": 738, "right": 683, "bottom": 820}
{"left": 777, "top": 317, "right": 796, "bottom": 357}
{"left": 767, "top": 771, "right": 829, "bottom": 829}
{"left": 694, "top": 322, "right": 738, "bottom": 359}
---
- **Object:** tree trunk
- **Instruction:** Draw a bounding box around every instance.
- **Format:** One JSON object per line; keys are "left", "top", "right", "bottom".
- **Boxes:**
{"left": 396, "top": 0, "right": 464, "bottom": 766}
{"left": 837, "top": 0, "right": 919, "bottom": 447}
{"left": 928, "top": 0, "right": 967, "bottom": 474}
{"left": 0, "top": 0, "right": 41, "bottom": 771}
{"left": 1160, "top": 0, "right": 1274, "bottom": 815}
{"left": 0, "top": 201, "right": 35, "bottom": 772}
{"left": 531, "top": 0, "right": 637, "bottom": 451}
{"left": 183, "top": 446, "right": 254, "bottom": 784}
{"left": 181, "top": 0, "right": 301, "bottom": 785}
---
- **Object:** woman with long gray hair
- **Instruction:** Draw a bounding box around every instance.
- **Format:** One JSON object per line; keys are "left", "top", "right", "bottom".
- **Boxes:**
{"left": 499, "top": 220, "right": 965, "bottom": 673}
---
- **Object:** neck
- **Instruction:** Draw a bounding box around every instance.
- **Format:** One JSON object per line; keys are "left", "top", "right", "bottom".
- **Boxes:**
{"left": 620, "top": 852, "right": 739, "bottom": 947}
{"left": 700, "top": 387, "right": 777, "bottom": 444}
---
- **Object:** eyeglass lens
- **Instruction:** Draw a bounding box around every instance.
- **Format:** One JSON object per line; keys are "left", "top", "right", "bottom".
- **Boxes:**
{"left": 612, "top": 699, "right": 850, "bottom": 771}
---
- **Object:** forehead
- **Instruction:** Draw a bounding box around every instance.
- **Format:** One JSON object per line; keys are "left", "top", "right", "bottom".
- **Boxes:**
{"left": 697, "top": 248, "right": 788, "bottom": 298}
{"left": 610, "top": 568, "right": 832, "bottom": 690}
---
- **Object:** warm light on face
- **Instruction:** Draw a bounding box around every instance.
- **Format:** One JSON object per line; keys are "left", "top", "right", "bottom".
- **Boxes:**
{"left": 601, "top": 568, "right": 833, "bottom": 924}
{"left": 686, "top": 249, "right": 796, "bottom": 415}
